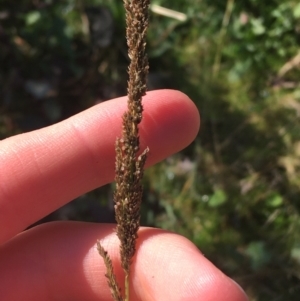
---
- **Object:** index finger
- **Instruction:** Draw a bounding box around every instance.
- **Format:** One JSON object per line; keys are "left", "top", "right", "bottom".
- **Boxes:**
{"left": 0, "top": 90, "right": 200, "bottom": 244}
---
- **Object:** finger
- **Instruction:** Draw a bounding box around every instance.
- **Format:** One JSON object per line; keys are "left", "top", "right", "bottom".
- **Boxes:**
{"left": 0, "top": 89, "right": 200, "bottom": 244}
{"left": 0, "top": 222, "right": 248, "bottom": 301}
{"left": 134, "top": 230, "right": 248, "bottom": 301}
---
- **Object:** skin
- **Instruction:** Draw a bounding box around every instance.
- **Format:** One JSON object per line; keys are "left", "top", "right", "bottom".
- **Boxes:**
{"left": 0, "top": 90, "right": 248, "bottom": 301}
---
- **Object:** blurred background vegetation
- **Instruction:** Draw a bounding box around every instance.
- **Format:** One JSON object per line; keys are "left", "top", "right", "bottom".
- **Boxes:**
{"left": 1, "top": 0, "right": 300, "bottom": 300}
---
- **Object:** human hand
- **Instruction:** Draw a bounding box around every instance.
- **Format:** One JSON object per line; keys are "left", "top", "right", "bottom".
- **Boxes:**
{"left": 0, "top": 90, "right": 248, "bottom": 301}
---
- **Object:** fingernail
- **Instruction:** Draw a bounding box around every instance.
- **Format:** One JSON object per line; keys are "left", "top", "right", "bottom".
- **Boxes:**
{"left": 231, "top": 280, "right": 249, "bottom": 300}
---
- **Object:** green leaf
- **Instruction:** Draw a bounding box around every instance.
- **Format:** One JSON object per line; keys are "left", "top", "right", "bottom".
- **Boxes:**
{"left": 267, "top": 194, "right": 283, "bottom": 207}
{"left": 245, "top": 241, "right": 271, "bottom": 270}
{"left": 26, "top": 11, "right": 41, "bottom": 25}
{"left": 251, "top": 18, "right": 266, "bottom": 35}
{"left": 208, "top": 189, "right": 227, "bottom": 207}
{"left": 291, "top": 243, "right": 300, "bottom": 264}
{"left": 294, "top": 3, "right": 300, "bottom": 18}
